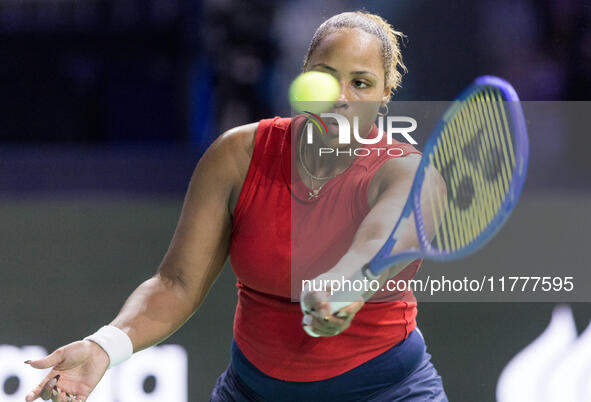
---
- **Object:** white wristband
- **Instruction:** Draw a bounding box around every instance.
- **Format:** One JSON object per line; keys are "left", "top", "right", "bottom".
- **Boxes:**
{"left": 84, "top": 325, "right": 133, "bottom": 369}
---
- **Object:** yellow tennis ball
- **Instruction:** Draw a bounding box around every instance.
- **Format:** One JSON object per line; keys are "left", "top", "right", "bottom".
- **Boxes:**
{"left": 289, "top": 71, "right": 340, "bottom": 114}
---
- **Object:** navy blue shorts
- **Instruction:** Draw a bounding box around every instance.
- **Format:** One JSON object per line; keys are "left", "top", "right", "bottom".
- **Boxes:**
{"left": 210, "top": 328, "right": 448, "bottom": 401}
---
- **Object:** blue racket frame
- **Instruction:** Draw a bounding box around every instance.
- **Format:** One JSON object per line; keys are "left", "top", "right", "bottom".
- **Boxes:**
{"left": 367, "top": 76, "right": 530, "bottom": 276}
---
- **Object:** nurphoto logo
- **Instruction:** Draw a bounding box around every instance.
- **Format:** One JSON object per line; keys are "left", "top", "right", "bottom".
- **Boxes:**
{"left": 301, "top": 111, "right": 418, "bottom": 156}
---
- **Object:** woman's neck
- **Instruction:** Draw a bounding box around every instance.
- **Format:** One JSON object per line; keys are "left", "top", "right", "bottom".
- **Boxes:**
{"left": 296, "top": 123, "right": 373, "bottom": 184}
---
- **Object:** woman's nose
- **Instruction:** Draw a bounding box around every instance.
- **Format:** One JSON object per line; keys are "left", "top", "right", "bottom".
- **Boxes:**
{"left": 333, "top": 82, "right": 350, "bottom": 109}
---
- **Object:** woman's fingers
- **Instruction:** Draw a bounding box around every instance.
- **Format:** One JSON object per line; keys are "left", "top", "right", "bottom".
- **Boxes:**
{"left": 28, "top": 348, "right": 65, "bottom": 370}
{"left": 313, "top": 316, "right": 347, "bottom": 336}
{"left": 50, "top": 386, "right": 84, "bottom": 402}
{"left": 334, "top": 299, "right": 364, "bottom": 319}
{"left": 49, "top": 386, "right": 70, "bottom": 402}
{"left": 301, "top": 294, "right": 363, "bottom": 337}
{"left": 50, "top": 386, "right": 60, "bottom": 402}
{"left": 25, "top": 349, "right": 65, "bottom": 401}
{"left": 25, "top": 381, "right": 45, "bottom": 401}
{"left": 25, "top": 356, "right": 64, "bottom": 401}
{"left": 310, "top": 302, "right": 331, "bottom": 320}
{"left": 26, "top": 374, "right": 59, "bottom": 401}
{"left": 303, "top": 294, "right": 331, "bottom": 319}
{"left": 302, "top": 312, "right": 349, "bottom": 336}
{"left": 302, "top": 314, "right": 329, "bottom": 337}
{"left": 66, "top": 392, "right": 82, "bottom": 402}
{"left": 25, "top": 343, "right": 93, "bottom": 402}
{"left": 46, "top": 383, "right": 61, "bottom": 401}
{"left": 50, "top": 387, "right": 62, "bottom": 402}
{"left": 60, "top": 389, "right": 75, "bottom": 402}
{"left": 26, "top": 373, "right": 86, "bottom": 402}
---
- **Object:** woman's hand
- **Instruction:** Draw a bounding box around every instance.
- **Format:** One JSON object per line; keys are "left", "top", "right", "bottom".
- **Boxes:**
{"left": 300, "top": 289, "right": 364, "bottom": 337}
{"left": 25, "top": 340, "right": 110, "bottom": 402}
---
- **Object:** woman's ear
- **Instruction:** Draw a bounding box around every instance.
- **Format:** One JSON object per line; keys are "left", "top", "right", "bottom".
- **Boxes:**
{"left": 382, "top": 86, "right": 392, "bottom": 106}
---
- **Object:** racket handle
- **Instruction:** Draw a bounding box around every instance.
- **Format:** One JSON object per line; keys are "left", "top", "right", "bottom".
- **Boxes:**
{"left": 361, "top": 262, "right": 380, "bottom": 280}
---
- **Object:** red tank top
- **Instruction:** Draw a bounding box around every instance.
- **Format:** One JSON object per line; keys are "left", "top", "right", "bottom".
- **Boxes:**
{"left": 229, "top": 117, "right": 422, "bottom": 382}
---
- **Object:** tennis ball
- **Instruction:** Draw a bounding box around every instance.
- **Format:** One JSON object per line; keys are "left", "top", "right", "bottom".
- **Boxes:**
{"left": 289, "top": 71, "right": 340, "bottom": 114}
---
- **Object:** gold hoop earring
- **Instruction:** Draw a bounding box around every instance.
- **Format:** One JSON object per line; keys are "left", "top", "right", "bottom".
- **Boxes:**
{"left": 378, "top": 104, "right": 389, "bottom": 116}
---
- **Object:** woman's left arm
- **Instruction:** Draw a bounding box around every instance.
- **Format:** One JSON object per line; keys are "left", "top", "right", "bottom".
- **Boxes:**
{"left": 301, "top": 154, "right": 446, "bottom": 337}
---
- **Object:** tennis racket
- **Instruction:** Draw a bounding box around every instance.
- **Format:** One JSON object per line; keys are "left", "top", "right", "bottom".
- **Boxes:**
{"left": 327, "top": 75, "right": 529, "bottom": 311}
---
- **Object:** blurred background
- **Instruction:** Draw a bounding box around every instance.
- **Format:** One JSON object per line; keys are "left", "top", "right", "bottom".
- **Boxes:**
{"left": 1, "top": 0, "right": 590, "bottom": 401}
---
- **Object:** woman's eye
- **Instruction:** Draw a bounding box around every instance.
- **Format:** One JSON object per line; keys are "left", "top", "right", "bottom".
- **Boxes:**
{"left": 354, "top": 80, "right": 370, "bottom": 88}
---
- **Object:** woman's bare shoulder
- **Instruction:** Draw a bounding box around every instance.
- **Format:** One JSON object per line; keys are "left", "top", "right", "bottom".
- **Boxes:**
{"left": 219, "top": 122, "right": 258, "bottom": 156}
{"left": 202, "top": 122, "right": 259, "bottom": 179}
{"left": 211, "top": 122, "right": 258, "bottom": 162}
{"left": 205, "top": 122, "right": 259, "bottom": 212}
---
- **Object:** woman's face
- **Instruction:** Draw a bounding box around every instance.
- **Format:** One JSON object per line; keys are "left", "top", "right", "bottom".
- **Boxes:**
{"left": 305, "top": 27, "right": 391, "bottom": 148}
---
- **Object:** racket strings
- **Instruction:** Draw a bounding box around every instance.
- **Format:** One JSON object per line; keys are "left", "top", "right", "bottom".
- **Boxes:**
{"left": 422, "top": 88, "right": 517, "bottom": 253}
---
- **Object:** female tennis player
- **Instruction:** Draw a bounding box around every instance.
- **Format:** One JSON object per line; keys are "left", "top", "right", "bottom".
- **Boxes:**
{"left": 25, "top": 11, "right": 448, "bottom": 402}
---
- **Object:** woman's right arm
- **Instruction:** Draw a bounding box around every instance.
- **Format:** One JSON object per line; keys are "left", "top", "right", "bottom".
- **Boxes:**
{"left": 25, "top": 123, "right": 257, "bottom": 402}
{"left": 110, "top": 123, "right": 256, "bottom": 351}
